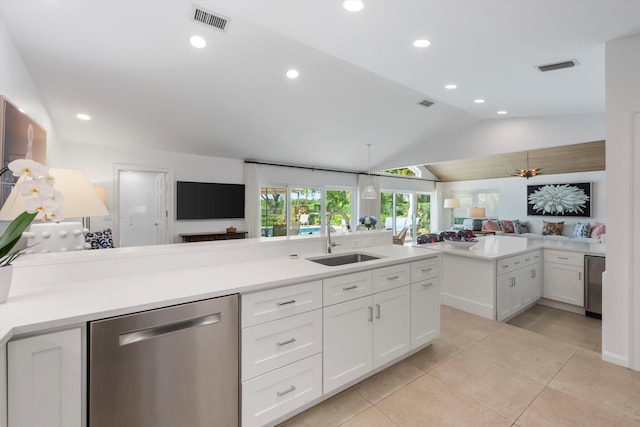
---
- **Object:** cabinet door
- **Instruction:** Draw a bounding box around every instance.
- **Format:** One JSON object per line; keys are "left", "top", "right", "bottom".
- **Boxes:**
{"left": 522, "top": 262, "right": 542, "bottom": 305}
{"left": 8, "top": 328, "right": 82, "bottom": 427}
{"left": 410, "top": 278, "right": 441, "bottom": 349}
{"left": 544, "top": 262, "right": 584, "bottom": 306}
{"left": 373, "top": 286, "right": 411, "bottom": 368}
{"left": 323, "top": 296, "right": 373, "bottom": 393}
{"left": 497, "top": 270, "right": 521, "bottom": 321}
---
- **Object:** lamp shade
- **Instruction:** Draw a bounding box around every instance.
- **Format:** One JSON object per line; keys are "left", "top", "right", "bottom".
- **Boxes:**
{"left": 0, "top": 168, "right": 109, "bottom": 220}
{"left": 469, "top": 207, "right": 486, "bottom": 218}
{"left": 444, "top": 198, "right": 460, "bottom": 209}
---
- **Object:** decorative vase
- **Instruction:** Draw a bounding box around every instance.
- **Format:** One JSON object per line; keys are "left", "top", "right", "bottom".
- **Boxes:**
{"left": 0, "top": 265, "right": 14, "bottom": 304}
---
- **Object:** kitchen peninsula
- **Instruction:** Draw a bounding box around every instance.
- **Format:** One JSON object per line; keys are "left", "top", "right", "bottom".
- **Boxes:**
{"left": 0, "top": 231, "right": 441, "bottom": 427}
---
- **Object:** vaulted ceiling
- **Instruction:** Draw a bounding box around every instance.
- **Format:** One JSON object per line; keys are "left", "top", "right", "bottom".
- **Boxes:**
{"left": 1, "top": 1, "right": 638, "bottom": 174}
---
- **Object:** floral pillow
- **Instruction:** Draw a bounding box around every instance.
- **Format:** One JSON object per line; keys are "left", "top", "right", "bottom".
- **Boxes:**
{"left": 541, "top": 221, "right": 564, "bottom": 236}
{"left": 458, "top": 230, "right": 476, "bottom": 240}
{"left": 439, "top": 231, "right": 460, "bottom": 241}
{"left": 590, "top": 222, "right": 606, "bottom": 239}
{"left": 417, "top": 233, "right": 442, "bottom": 244}
{"left": 516, "top": 221, "right": 529, "bottom": 234}
{"left": 573, "top": 222, "right": 591, "bottom": 238}
{"left": 500, "top": 220, "right": 516, "bottom": 234}
{"left": 482, "top": 219, "right": 500, "bottom": 231}
{"left": 84, "top": 229, "right": 114, "bottom": 249}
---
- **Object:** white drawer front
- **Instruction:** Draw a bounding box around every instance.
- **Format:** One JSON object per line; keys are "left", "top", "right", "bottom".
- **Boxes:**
{"left": 241, "top": 310, "right": 322, "bottom": 381}
{"left": 241, "top": 281, "right": 322, "bottom": 327}
{"left": 411, "top": 257, "right": 440, "bottom": 282}
{"left": 521, "top": 250, "right": 542, "bottom": 267}
{"left": 242, "top": 354, "right": 322, "bottom": 427}
{"left": 497, "top": 255, "right": 522, "bottom": 275}
{"left": 323, "top": 271, "right": 372, "bottom": 306}
{"left": 372, "top": 263, "right": 411, "bottom": 293}
{"left": 545, "top": 249, "right": 584, "bottom": 267}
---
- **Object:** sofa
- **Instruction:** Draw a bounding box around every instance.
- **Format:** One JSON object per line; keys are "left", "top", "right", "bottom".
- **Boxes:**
{"left": 478, "top": 218, "right": 606, "bottom": 243}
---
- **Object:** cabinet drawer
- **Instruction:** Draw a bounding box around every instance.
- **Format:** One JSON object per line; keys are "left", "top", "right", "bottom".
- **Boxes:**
{"left": 242, "top": 354, "right": 322, "bottom": 427}
{"left": 242, "top": 280, "right": 322, "bottom": 327}
{"left": 372, "top": 263, "right": 411, "bottom": 293}
{"left": 521, "top": 250, "right": 542, "bottom": 267}
{"left": 241, "top": 310, "right": 322, "bottom": 381}
{"left": 545, "top": 249, "right": 584, "bottom": 267}
{"left": 323, "top": 271, "right": 372, "bottom": 306}
{"left": 411, "top": 257, "right": 440, "bottom": 282}
{"left": 497, "top": 255, "right": 522, "bottom": 275}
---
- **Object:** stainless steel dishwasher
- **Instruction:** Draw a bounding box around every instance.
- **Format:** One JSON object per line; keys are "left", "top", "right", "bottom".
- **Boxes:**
{"left": 89, "top": 295, "right": 238, "bottom": 427}
{"left": 585, "top": 255, "right": 605, "bottom": 319}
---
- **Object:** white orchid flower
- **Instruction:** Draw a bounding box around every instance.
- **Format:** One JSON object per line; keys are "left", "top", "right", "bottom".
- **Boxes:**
{"left": 8, "top": 158, "right": 49, "bottom": 178}
{"left": 24, "top": 195, "right": 47, "bottom": 214}
{"left": 15, "top": 179, "right": 51, "bottom": 197}
{"left": 43, "top": 199, "right": 64, "bottom": 222}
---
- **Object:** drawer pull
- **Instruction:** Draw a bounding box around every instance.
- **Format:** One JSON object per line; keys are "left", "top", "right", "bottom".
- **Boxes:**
{"left": 502, "top": 265, "right": 509, "bottom": 269}
{"left": 558, "top": 256, "right": 569, "bottom": 260}
{"left": 422, "top": 282, "right": 434, "bottom": 288}
{"left": 514, "top": 261, "right": 521, "bottom": 265}
{"left": 421, "top": 267, "right": 433, "bottom": 272}
{"left": 277, "top": 385, "right": 296, "bottom": 397}
{"left": 524, "top": 258, "right": 531, "bottom": 262}
{"left": 530, "top": 270, "right": 536, "bottom": 279}
{"left": 276, "top": 337, "right": 296, "bottom": 347}
{"left": 276, "top": 299, "right": 296, "bottom": 307}
{"left": 376, "top": 303, "right": 381, "bottom": 319}
{"left": 342, "top": 285, "right": 358, "bottom": 291}
{"left": 387, "top": 275, "right": 400, "bottom": 280}
{"left": 368, "top": 306, "right": 373, "bottom": 322}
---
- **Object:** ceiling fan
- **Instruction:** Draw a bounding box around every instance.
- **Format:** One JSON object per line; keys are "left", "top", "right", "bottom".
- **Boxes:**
{"left": 514, "top": 152, "right": 542, "bottom": 179}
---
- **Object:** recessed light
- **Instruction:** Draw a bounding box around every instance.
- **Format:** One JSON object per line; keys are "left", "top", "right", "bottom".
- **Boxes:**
{"left": 444, "top": 84, "right": 457, "bottom": 90}
{"left": 286, "top": 69, "right": 299, "bottom": 79}
{"left": 190, "top": 35, "right": 206, "bottom": 48}
{"left": 474, "top": 99, "right": 486, "bottom": 104}
{"left": 76, "top": 113, "right": 91, "bottom": 121}
{"left": 497, "top": 110, "right": 508, "bottom": 115}
{"left": 343, "top": 0, "right": 364, "bottom": 12}
{"left": 413, "top": 39, "right": 431, "bottom": 48}
{"left": 18, "top": 108, "right": 26, "bottom": 113}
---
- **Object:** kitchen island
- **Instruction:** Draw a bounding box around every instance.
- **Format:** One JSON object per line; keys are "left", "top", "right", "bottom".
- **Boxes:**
{"left": 0, "top": 231, "right": 441, "bottom": 427}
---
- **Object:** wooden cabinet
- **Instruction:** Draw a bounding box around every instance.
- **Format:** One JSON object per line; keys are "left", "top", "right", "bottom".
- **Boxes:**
{"left": 7, "top": 328, "right": 83, "bottom": 427}
{"left": 180, "top": 231, "right": 247, "bottom": 242}
{"left": 544, "top": 249, "right": 584, "bottom": 306}
{"left": 241, "top": 282, "right": 323, "bottom": 427}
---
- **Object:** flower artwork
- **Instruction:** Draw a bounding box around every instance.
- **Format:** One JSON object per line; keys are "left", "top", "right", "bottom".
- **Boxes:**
{"left": 0, "top": 159, "right": 64, "bottom": 266}
{"left": 359, "top": 216, "right": 377, "bottom": 229}
{"left": 527, "top": 183, "right": 591, "bottom": 217}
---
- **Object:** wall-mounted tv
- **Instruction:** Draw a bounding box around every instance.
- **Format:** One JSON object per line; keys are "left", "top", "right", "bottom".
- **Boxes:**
{"left": 176, "top": 181, "right": 245, "bottom": 220}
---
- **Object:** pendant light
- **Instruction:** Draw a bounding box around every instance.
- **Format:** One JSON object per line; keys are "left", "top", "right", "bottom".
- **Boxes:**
{"left": 514, "top": 151, "right": 542, "bottom": 179}
{"left": 362, "top": 144, "right": 377, "bottom": 200}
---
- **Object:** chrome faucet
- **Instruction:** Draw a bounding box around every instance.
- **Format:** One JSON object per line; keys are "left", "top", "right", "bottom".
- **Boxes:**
{"left": 326, "top": 209, "right": 351, "bottom": 254}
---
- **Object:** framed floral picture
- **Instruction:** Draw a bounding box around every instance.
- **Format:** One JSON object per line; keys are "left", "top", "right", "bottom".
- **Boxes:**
{"left": 527, "top": 182, "right": 591, "bottom": 217}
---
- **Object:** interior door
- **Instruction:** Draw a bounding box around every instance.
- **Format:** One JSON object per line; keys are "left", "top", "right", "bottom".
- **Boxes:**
{"left": 118, "top": 170, "right": 167, "bottom": 247}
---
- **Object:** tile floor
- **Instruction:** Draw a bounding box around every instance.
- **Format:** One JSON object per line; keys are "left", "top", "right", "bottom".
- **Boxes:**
{"left": 277, "top": 304, "right": 640, "bottom": 426}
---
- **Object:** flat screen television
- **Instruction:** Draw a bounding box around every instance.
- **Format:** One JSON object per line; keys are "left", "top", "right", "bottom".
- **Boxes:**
{"left": 176, "top": 181, "right": 245, "bottom": 220}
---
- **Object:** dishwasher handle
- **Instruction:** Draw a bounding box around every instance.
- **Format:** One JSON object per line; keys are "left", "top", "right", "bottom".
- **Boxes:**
{"left": 119, "top": 312, "right": 221, "bottom": 346}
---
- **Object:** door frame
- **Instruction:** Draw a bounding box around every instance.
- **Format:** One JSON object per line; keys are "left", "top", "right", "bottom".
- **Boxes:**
{"left": 113, "top": 164, "right": 174, "bottom": 247}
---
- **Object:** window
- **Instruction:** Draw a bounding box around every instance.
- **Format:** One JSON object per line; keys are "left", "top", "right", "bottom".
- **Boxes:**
{"left": 381, "top": 190, "right": 432, "bottom": 243}
{"left": 451, "top": 191, "right": 500, "bottom": 222}
{"left": 260, "top": 185, "right": 354, "bottom": 237}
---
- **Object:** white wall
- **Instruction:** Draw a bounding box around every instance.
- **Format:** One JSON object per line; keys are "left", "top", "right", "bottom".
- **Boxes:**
{"left": 440, "top": 171, "right": 606, "bottom": 234}
{"left": 604, "top": 32, "right": 640, "bottom": 369}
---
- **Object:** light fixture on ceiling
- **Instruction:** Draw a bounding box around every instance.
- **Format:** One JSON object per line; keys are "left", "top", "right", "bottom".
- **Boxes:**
{"left": 343, "top": 0, "right": 364, "bottom": 12}
{"left": 474, "top": 99, "right": 486, "bottom": 104}
{"left": 444, "top": 84, "right": 457, "bottom": 90}
{"left": 190, "top": 35, "right": 207, "bottom": 48}
{"left": 286, "top": 69, "right": 299, "bottom": 79}
{"left": 362, "top": 143, "right": 376, "bottom": 200}
{"left": 76, "top": 113, "right": 91, "bottom": 121}
{"left": 497, "top": 110, "right": 508, "bottom": 115}
{"left": 514, "top": 152, "right": 542, "bottom": 179}
{"left": 412, "top": 39, "right": 431, "bottom": 48}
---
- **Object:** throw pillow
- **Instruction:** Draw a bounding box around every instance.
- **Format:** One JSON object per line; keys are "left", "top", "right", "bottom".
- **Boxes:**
{"left": 84, "top": 229, "right": 114, "bottom": 249}
{"left": 462, "top": 218, "right": 474, "bottom": 230}
{"left": 541, "top": 221, "right": 564, "bottom": 236}
{"left": 590, "top": 222, "right": 606, "bottom": 239}
{"left": 482, "top": 219, "right": 499, "bottom": 231}
{"left": 500, "top": 220, "right": 516, "bottom": 234}
{"left": 439, "top": 231, "right": 460, "bottom": 241}
{"left": 516, "top": 221, "right": 529, "bottom": 234}
{"left": 417, "top": 233, "right": 442, "bottom": 244}
{"left": 573, "top": 222, "right": 591, "bottom": 238}
{"left": 458, "top": 229, "right": 476, "bottom": 240}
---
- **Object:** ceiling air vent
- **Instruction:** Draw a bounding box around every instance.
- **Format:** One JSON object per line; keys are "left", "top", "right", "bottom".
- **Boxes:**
{"left": 418, "top": 98, "right": 436, "bottom": 108}
{"left": 536, "top": 59, "right": 579, "bottom": 72}
{"left": 192, "top": 6, "right": 229, "bottom": 32}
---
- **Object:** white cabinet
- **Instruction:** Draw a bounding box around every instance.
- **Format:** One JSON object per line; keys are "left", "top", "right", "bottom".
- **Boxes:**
{"left": 241, "top": 282, "right": 323, "bottom": 427}
{"left": 544, "top": 249, "right": 584, "bottom": 306}
{"left": 372, "top": 285, "right": 411, "bottom": 368}
{"left": 410, "top": 257, "right": 441, "bottom": 349}
{"left": 7, "top": 327, "right": 83, "bottom": 427}
{"left": 496, "top": 250, "right": 542, "bottom": 321}
{"left": 522, "top": 262, "right": 542, "bottom": 305}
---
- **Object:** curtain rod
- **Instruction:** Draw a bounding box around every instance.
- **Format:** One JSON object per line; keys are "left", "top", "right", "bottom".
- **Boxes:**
{"left": 244, "top": 160, "right": 437, "bottom": 183}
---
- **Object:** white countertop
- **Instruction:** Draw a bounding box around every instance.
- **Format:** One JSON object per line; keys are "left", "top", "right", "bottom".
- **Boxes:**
{"left": 415, "top": 235, "right": 605, "bottom": 260}
{"left": 0, "top": 233, "right": 440, "bottom": 346}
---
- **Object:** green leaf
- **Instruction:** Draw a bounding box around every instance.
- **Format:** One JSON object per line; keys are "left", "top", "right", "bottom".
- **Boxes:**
{"left": 0, "top": 211, "right": 37, "bottom": 258}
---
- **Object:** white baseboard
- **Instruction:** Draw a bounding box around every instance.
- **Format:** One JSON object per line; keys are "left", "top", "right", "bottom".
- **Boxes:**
{"left": 442, "top": 293, "right": 495, "bottom": 320}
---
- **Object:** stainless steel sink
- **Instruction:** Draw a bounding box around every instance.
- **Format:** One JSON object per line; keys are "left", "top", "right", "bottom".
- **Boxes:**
{"left": 307, "top": 252, "right": 381, "bottom": 267}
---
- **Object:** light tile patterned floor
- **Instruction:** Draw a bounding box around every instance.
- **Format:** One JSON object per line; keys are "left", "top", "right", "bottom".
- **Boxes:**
{"left": 278, "top": 304, "right": 639, "bottom": 426}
